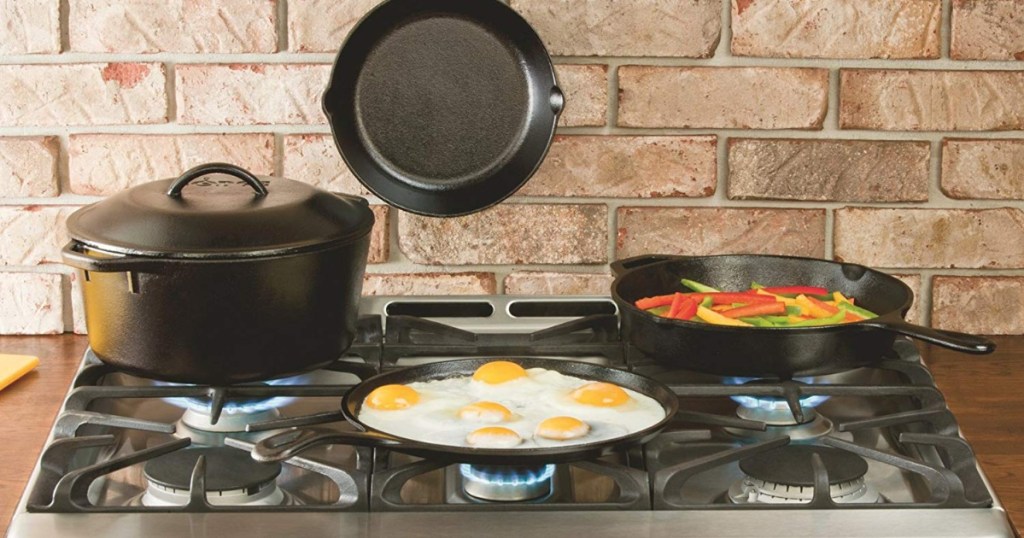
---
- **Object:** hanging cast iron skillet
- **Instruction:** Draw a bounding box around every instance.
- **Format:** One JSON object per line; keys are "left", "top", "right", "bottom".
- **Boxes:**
{"left": 611, "top": 254, "right": 995, "bottom": 379}
{"left": 323, "top": 0, "right": 563, "bottom": 216}
{"left": 251, "top": 358, "right": 678, "bottom": 465}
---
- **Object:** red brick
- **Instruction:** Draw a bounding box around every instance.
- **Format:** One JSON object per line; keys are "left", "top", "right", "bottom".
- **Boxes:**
{"left": 69, "top": 0, "right": 277, "bottom": 53}
{"left": 0, "top": 273, "right": 63, "bottom": 334}
{"left": 288, "top": 0, "right": 381, "bottom": 52}
{"left": 0, "top": 0, "right": 59, "bottom": 54}
{"left": 941, "top": 139, "right": 1024, "bottom": 200}
{"left": 618, "top": 66, "right": 828, "bottom": 129}
{"left": 399, "top": 204, "right": 608, "bottom": 265}
{"left": 69, "top": 134, "right": 274, "bottom": 196}
{"left": 176, "top": 65, "right": 330, "bottom": 125}
{"left": 504, "top": 272, "right": 613, "bottom": 295}
{"left": 510, "top": 0, "right": 721, "bottom": 57}
{"left": 732, "top": 0, "right": 940, "bottom": 59}
{"left": 951, "top": 0, "right": 1024, "bottom": 60}
{"left": 519, "top": 136, "right": 716, "bottom": 198}
{"left": 0, "top": 207, "right": 75, "bottom": 266}
{"left": 363, "top": 272, "right": 497, "bottom": 295}
{"left": 834, "top": 208, "right": 1024, "bottom": 268}
{"left": 282, "top": 135, "right": 369, "bottom": 195}
{"left": 556, "top": 65, "right": 607, "bottom": 127}
{"left": 0, "top": 138, "right": 59, "bottom": 198}
{"left": 840, "top": 70, "right": 1024, "bottom": 131}
{"left": 0, "top": 64, "right": 167, "bottom": 126}
{"left": 368, "top": 205, "right": 389, "bottom": 264}
{"left": 728, "top": 139, "right": 929, "bottom": 202}
{"left": 616, "top": 207, "right": 826, "bottom": 259}
{"left": 933, "top": 277, "right": 1024, "bottom": 334}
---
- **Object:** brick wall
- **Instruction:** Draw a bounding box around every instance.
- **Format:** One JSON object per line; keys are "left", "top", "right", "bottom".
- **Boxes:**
{"left": 1, "top": 0, "right": 1022, "bottom": 335}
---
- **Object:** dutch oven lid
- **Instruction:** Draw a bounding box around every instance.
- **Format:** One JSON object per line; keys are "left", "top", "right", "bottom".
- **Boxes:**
{"left": 66, "top": 163, "right": 375, "bottom": 258}
{"left": 323, "top": 0, "right": 563, "bottom": 217}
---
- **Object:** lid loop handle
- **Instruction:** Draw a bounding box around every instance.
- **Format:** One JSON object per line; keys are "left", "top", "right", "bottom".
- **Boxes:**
{"left": 166, "top": 162, "right": 268, "bottom": 198}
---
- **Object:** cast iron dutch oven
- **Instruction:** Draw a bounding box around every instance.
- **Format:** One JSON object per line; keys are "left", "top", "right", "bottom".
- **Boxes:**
{"left": 62, "top": 163, "right": 375, "bottom": 385}
{"left": 611, "top": 254, "right": 996, "bottom": 379}
{"left": 249, "top": 358, "right": 679, "bottom": 464}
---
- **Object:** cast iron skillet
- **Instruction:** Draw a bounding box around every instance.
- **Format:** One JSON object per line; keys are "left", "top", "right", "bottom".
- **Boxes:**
{"left": 251, "top": 358, "right": 678, "bottom": 465}
{"left": 323, "top": 0, "right": 563, "bottom": 216}
{"left": 612, "top": 254, "right": 995, "bottom": 379}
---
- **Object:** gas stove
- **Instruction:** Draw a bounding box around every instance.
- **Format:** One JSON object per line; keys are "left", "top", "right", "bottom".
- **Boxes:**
{"left": 7, "top": 296, "right": 1014, "bottom": 537}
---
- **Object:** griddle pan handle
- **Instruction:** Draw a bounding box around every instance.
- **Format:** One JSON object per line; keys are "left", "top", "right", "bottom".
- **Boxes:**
{"left": 251, "top": 427, "right": 428, "bottom": 463}
{"left": 860, "top": 319, "right": 995, "bottom": 354}
{"left": 611, "top": 254, "right": 682, "bottom": 276}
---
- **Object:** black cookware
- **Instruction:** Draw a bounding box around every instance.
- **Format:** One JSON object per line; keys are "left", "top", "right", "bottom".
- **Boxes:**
{"left": 62, "top": 163, "right": 375, "bottom": 385}
{"left": 251, "top": 358, "right": 679, "bottom": 465}
{"left": 323, "top": 0, "right": 563, "bottom": 216}
{"left": 611, "top": 254, "right": 995, "bottom": 379}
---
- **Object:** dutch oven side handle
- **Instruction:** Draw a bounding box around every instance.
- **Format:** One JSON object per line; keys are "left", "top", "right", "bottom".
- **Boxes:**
{"left": 166, "top": 162, "right": 268, "bottom": 198}
{"left": 611, "top": 254, "right": 684, "bottom": 276}
{"left": 61, "top": 241, "right": 164, "bottom": 273}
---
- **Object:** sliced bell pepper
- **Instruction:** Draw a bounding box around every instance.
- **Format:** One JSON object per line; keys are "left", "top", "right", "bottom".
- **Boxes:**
{"left": 699, "top": 296, "right": 714, "bottom": 309}
{"left": 844, "top": 311, "right": 864, "bottom": 323}
{"left": 635, "top": 294, "right": 676, "bottom": 310}
{"left": 695, "top": 292, "right": 777, "bottom": 305}
{"left": 836, "top": 300, "right": 878, "bottom": 319}
{"left": 646, "top": 305, "right": 670, "bottom": 317}
{"left": 696, "top": 306, "right": 752, "bottom": 327}
{"left": 720, "top": 301, "right": 786, "bottom": 319}
{"left": 795, "top": 294, "right": 839, "bottom": 318}
{"left": 760, "top": 285, "right": 829, "bottom": 296}
{"left": 711, "top": 304, "right": 734, "bottom": 312}
{"left": 667, "top": 293, "right": 686, "bottom": 318}
{"left": 674, "top": 296, "right": 698, "bottom": 320}
{"left": 788, "top": 308, "right": 847, "bottom": 327}
{"left": 739, "top": 316, "right": 775, "bottom": 327}
{"left": 680, "top": 279, "right": 719, "bottom": 293}
{"left": 755, "top": 288, "right": 799, "bottom": 307}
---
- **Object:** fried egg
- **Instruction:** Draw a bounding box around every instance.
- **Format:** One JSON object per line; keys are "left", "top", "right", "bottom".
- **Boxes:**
{"left": 358, "top": 360, "right": 666, "bottom": 449}
{"left": 466, "top": 426, "right": 523, "bottom": 448}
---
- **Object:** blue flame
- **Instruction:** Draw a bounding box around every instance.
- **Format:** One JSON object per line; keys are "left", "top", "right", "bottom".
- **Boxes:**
{"left": 159, "top": 374, "right": 308, "bottom": 415}
{"left": 725, "top": 377, "right": 830, "bottom": 411}
{"left": 459, "top": 464, "right": 556, "bottom": 487}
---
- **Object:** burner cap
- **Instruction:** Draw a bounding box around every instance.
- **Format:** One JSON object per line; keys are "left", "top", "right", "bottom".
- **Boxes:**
{"left": 144, "top": 447, "right": 282, "bottom": 492}
{"left": 739, "top": 445, "right": 868, "bottom": 487}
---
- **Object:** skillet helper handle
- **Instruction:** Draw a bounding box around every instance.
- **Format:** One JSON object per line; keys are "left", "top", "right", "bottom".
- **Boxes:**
{"left": 860, "top": 318, "right": 995, "bottom": 354}
{"left": 166, "top": 162, "right": 268, "bottom": 198}
{"left": 252, "top": 427, "right": 416, "bottom": 463}
{"left": 610, "top": 254, "right": 681, "bottom": 276}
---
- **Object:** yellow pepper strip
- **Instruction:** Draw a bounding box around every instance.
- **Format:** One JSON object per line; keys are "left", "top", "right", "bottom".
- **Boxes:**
{"left": 696, "top": 306, "right": 753, "bottom": 327}
{"left": 795, "top": 294, "right": 834, "bottom": 318}
{"left": 755, "top": 288, "right": 798, "bottom": 307}
{"left": 787, "top": 315, "right": 811, "bottom": 323}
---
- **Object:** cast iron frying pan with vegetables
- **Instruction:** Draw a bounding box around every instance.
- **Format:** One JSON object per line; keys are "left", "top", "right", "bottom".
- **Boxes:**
{"left": 612, "top": 254, "right": 995, "bottom": 379}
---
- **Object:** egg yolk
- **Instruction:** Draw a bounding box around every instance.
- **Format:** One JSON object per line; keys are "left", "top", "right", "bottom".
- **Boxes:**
{"left": 472, "top": 361, "right": 527, "bottom": 384}
{"left": 570, "top": 382, "right": 631, "bottom": 407}
{"left": 466, "top": 426, "right": 523, "bottom": 447}
{"left": 536, "top": 416, "right": 590, "bottom": 440}
{"left": 458, "top": 401, "right": 514, "bottom": 423}
{"left": 364, "top": 384, "right": 420, "bottom": 410}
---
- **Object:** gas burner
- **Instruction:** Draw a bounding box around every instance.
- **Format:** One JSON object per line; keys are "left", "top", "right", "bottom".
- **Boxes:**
{"left": 458, "top": 464, "right": 556, "bottom": 502}
{"left": 726, "top": 378, "right": 830, "bottom": 418}
{"left": 139, "top": 447, "right": 292, "bottom": 507}
{"left": 179, "top": 406, "right": 280, "bottom": 434}
{"left": 728, "top": 445, "right": 880, "bottom": 505}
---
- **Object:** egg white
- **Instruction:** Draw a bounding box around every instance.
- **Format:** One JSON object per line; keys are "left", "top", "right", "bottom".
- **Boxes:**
{"left": 358, "top": 365, "right": 666, "bottom": 449}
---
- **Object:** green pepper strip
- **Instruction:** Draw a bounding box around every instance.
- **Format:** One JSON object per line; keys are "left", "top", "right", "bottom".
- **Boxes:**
{"left": 738, "top": 316, "right": 775, "bottom": 327}
{"left": 762, "top": 315, "right": 793, "bottom": 324}
{"left": 838, "top": 300, "right": 878, "bottom": 319}
{"left": 646, "top": 306, "right": 670, "bottom": 317}
{"left": 699, "top": 296, "right": 714, "bottom": 308}
{"left": 784, "top": 305, "right": 803, "bottom": 316}
{"left": 681, "top": 278, "right": 720, "bottom": 293}
{"left": 775, "top": 292, "right": 835, "bottom": 302}
{"left": 788, "top": 309, "right": 847, "bottom": 327}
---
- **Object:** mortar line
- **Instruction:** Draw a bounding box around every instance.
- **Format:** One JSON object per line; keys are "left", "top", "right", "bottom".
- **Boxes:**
{"left": 58, "top": 0, "right": 70, "bottom": 53}
{"left": 277, "top": 0, "right": 289, "bottom": 53}
{"left": 941, "top": 0, "right": 953, "bottom": 59}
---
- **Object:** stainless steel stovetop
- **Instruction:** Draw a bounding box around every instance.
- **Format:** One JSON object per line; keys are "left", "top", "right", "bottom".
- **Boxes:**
{"left": 7, "top": 296, "right": 1015, "bottom": 537}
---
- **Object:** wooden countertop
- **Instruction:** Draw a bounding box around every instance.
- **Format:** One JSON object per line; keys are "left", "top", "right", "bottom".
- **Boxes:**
{"left": 1, "top": 335, "right": 1021, "bottom": 535}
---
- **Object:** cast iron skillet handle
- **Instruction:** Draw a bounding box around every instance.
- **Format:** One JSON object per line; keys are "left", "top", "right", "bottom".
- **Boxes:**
{"left": 166, "top": 162, "right": 268, "bottom": 198}
{"left": 610, "top": 254, "right": 682, "bottom": 276}
{"left": 859, "top": 318, "right": 995, "bottom": 354}
{"left": 251, "top": 427, "right": 425, "bottom": 463}
{"left": 61, "top": 241, "right": 163, "bottom": 273}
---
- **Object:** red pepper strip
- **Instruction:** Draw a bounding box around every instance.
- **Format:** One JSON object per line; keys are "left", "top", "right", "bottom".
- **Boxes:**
{"left": 667, "top": 293, "right": 686, "bottom": 318}
{"left": 720, "top": 302, "right": 787, "bottom": 319}
{"left": 635, "top": 294, "right": 675, "bottom": 310}
{"left": 687, "top": 292, "right": 777, "bottom": 305}
{"left": 674, "top": 297, "right": 698, "bottom": 320}
{"left": 761, "top": 286, "right": 829, "bottom": 295}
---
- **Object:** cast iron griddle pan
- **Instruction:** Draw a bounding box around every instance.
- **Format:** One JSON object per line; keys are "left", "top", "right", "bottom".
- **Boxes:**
{"left": 323, "top": 0, "right": 563, "bottom": 216}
